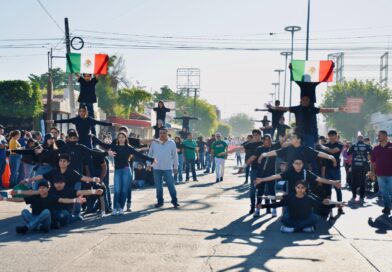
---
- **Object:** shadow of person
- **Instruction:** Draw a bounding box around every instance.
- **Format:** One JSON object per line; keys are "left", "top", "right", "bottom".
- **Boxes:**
{"left": 183, "top": 213, "right": 334, "bottom": 272}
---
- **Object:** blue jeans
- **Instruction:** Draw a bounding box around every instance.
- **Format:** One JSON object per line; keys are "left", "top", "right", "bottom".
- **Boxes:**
{"left": 153, "top": 169, "right": 178, "bottom": 205}
{"left": 281, "top": 213, "right": 319, "bottom": 231}
{"left": 249, "top": 169, "right": 258, "bottom": 209}
{"left": 198, "top": 151, "right": 205, "bottom": 169}
{"left": 52, "top": 209, "right": 74, "bottom": 227}
{"left": 114, "top": 167, "right": 132, "bottom": 209}
{"left": 9, "top": 154, "right": 22, "bottom": 187}
{"left": 377, "top": 176, "right": 392, "bottom": 209}
{"left": 33, "top": 165, "right": 53, "bottom": 190}
{"left": 185, "top": 158, "right": 197, "bottom": 180}
{"left": 174, "top": 154, "right": 183, "bottom": 182}
{"left": 205, "top": 153, "right": 215, "bottom": 172}
{"left": 22, "top": 209, "right": 51, "bottom": 231}
{"left": 325, "top": 167, "right": 342, "bottom": 202}
{"left": 245, "top": 165, "right": 251, "bottom": 182}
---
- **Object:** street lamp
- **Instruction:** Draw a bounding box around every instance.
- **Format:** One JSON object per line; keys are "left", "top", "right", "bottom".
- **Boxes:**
{"left": 306, "top": 0, "right": 311, "bottom": 60}
{"left": 280, "top": 51, "right": 292, "bottom": 107}
{"left": 269, "top": 92, "right": 275, "bottom": 103}
{"left": 272, "top": 83, "right": 279, "bottom": 102}
{"left": 274, "top": 69, "right": 284, "bottom": 101}
{"left": 284, "top": 25, "right": 301, "bottom": 123}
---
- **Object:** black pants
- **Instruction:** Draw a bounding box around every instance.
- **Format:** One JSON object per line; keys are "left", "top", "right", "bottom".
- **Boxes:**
{"left": 352, "top": 166, "right": 367, "bottom": 199}
{"left": 185, "top": 158, "right": 197, "bottom": 180}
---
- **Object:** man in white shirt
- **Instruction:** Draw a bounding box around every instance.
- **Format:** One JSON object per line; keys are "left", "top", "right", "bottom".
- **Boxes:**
{"left": 148, "top": 128, "right": 179, "bottom": 208}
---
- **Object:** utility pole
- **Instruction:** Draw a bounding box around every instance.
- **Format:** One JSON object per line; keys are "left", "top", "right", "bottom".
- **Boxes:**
{"left": 46, "top": 49, "right": 53, "bottom": 132}
{"left": 274, "top": 69, "right": 284, "bottom": 100}
{"left": 65, "top": 18, "right": 75, "bottom": 116}
{"left": 284, "top": 26, "right": 301, "bottom": 123}
{"left": 272, "top": 83, "right": 279, "bottom": 101}
{"left": 280, "top": 52, "right": 292, "bottom": 107}
{"left": 305, "top": 0, "right": 311, "bottom": 60}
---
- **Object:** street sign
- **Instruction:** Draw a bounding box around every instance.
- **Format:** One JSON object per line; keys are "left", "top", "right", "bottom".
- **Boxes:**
{"left": 344, "top": 97, "right": 364, "bottom": 113}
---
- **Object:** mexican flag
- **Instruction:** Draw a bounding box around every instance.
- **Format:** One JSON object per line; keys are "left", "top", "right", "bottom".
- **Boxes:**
{"left": 291, "top": 60, "right": 334, "bottom": 82}
{"left": 66, "top": 53, "right": 109, "bottom": 75}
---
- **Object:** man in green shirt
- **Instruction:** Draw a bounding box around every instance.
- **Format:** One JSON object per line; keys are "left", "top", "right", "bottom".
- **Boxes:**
{"left": 182, "top": 132, "right": 198, "bottom": 182}
{"left": 211, "top": 133, "right": 228, "bottom": 183}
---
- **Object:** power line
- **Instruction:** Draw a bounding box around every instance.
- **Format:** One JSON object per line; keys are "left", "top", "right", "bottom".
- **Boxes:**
{"left": 36, "top": 0, "right": 64, "bottom": 33}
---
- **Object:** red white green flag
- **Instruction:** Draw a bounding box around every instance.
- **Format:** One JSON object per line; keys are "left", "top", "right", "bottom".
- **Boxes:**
{"left": 66, "top": 53, "right": 109, "bottom": 74}
{"left": 291, "top": 60, "right": 334, "bottom": 82}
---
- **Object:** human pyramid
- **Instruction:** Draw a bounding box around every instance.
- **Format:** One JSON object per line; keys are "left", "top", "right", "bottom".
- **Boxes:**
{"left": 0, "top": 59, "right": 391, "bottom": 235}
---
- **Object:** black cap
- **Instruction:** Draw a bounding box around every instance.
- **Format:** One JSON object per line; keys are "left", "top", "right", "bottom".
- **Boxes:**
{"left": 37, "top": 181, "right": 49, "bottom": 189}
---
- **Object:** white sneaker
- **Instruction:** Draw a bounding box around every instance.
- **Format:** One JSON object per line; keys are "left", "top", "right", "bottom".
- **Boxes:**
{"left": 118, "top": 208, "right": 124, "bottom": 215}
{"left": 303, "top": 226, "right": 315, "bottom": 233}
{"left": 253, "top": 208, "right": 260, "bottom": 218}
{"left": 271, "top": 208, "right": 277, "bottom": 217}
{"left": 280, "top": 226, "right": 294, "bottom": 233}
{"left": 111, "top": 209, "right": 118, "bottom": 216}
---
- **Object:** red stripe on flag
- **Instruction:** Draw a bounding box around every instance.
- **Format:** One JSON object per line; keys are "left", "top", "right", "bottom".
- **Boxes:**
{"left": 94, "top": 54, "right": 109, "bottom": 75}
{"left": 319, "top": 60, "right": 334, "bottom": 82}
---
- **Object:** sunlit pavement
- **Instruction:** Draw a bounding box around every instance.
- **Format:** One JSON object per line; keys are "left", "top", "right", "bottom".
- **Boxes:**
{"left": 0, "top": 158, "right": 391, "bottom": 272}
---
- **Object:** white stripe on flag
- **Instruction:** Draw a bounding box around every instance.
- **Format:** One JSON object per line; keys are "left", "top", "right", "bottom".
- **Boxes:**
{"left": 303, "top": 60, "right": 320, "bottom": 82}
{"left": 80, "top": 54, "right": 95, "bottom": 74}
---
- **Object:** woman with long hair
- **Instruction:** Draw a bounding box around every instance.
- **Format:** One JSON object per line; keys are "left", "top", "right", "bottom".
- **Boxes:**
{"left": 97, "top": 132, "right": 154, "bottom": 215}
{"left": 8, "top": 130, "right": 22, "bottom": 186}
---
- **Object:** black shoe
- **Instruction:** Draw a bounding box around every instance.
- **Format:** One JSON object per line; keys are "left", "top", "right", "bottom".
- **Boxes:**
{"left": 220, "top": 177, "right": 223, "bottom": 182}
{"left": 51, "top": 221, "right": 61, "bottom": 229}
{"left": 338, "top": 208, "right": 345, "bottom": 215}
{"left": 185, "top": 179, "right": 189, "bottom": 182}
{"left": 216, "top": 178, "right": 220, "bottom": 183}
{"left": 16, "top": 225, "right": 28, "bottom": 234}
{"left": 203, "top": 170, "right": 210, "bottom": 174}
{"left": 193, "top": 179, "right": 199, "bottom": 182}
{"left": 266, "top": 209, "right": 271, "bottom": 214}
{"left": 382, "top": 207, "right": 391, "bottom": 215}
{"left": 243, "top": 180, "right": 248, "bottom": 184}
{"left": 249, "top": 208, "right": 255, "bottom": 215}
{"left": 172, "top": 202, "right": 180, "bottom": 208}
{"left": 154, "top": 203, "right": 164, "bottom": 208}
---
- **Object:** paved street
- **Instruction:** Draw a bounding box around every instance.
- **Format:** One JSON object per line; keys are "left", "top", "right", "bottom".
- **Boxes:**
{"left": 0, "top": 158, "right": 391, "bottom": 272}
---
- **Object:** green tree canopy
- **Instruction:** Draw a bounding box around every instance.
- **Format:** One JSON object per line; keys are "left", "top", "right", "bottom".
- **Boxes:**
{"left": 0, "top": 80, "right": 42, "bottom": 118}
{"left": 322, "top": 80, "right": 392, "bottom": 138}
{"left": 217, "top": 121, "right": 232, "bottom": 137}
{"left": 28, "top": 68, "right": 67, "bottom": 90}
{"left": 117, "top": 87, "right": 152, "bottom": 117}
{"left": 227, "top": 113, "right": 255, "bottom": 137}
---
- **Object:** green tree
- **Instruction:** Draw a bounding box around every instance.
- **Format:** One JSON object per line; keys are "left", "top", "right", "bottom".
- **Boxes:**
{"left": 0, "top": 80, "right": 42, "bottom": 118}
{"left": 227, "top": 113, "right": 255, "bottom": 137}
{"left": 217, "top": 122, "right": 232, "bottom": 137}
{"left": 117, "top": 87, "right": 152, "bottom": 117}
{"left": 95, "top": 76, "right": 117, "bottom": 115}
{"left": 28, "top": 68, "right": 67, "bottom": 90}
{"left": 322, "top": 80, "right": 392, "bottom": 138}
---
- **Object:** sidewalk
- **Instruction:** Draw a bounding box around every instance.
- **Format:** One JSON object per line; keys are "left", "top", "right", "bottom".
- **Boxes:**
{"left": 0, "top": 158, "right": 391, "bottom": 272}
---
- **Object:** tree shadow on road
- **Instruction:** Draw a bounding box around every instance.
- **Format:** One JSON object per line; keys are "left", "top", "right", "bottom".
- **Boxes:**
{"left": 183, "top": 213, "right": 336, "bottom": 272}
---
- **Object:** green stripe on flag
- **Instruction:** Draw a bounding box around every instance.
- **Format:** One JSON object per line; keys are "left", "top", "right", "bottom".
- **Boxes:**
{"left": 291, "top": 60, "right": 305, "bottom": 81}
{"left": 66, "top": 53, "right": 81, "bottom": 73}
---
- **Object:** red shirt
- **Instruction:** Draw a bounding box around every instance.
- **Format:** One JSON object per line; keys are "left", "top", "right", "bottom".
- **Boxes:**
{"left": 371, "top": 142, "right": 392, "bottom": 176}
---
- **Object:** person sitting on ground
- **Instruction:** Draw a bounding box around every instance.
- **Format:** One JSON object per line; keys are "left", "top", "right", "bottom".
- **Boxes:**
{"left": 259, "top": 180, "right": 344, "bottom": 233}
{"left": 133, "top": 162, "right": 147, "bottom": 189}
{"left": 0, "top": 181, "right": 86, "bottom": 234}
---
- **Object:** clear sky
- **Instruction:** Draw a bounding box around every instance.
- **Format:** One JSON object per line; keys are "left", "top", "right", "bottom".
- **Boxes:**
{"left": 1, "top": 0, "right": 392, "bottom": 119}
